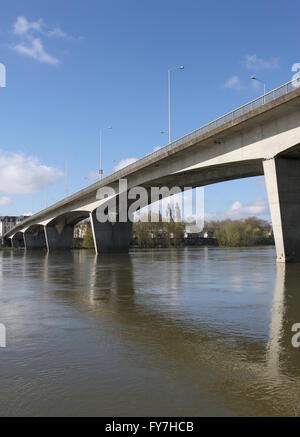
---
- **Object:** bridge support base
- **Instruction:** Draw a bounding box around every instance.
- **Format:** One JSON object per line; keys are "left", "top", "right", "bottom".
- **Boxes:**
{"left": 11, "top": 234, "right": 25, "bottom": 249}
{"left": 90, "top": 211, "right": 132, "bottom": 254}
{"left": 264, "top": 158, "right": 300, "bottom": 263}
{"left": 45, "top": 224, "right": 74, "bottom": 251}
{"left": 24, "top": 228, "right": 47, "bottom": 250}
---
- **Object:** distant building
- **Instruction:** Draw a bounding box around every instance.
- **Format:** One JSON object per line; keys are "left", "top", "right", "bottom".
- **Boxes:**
{"left": 164, "top": 202, "right": 182, "bottom": 223}
{"left": 204, "top": 230, "right": 214, "bottom": 239}
{"left": 174, "top": 203, "right": 181, "bottom": 222}
{"left": 184, "top": 221, "right": 204, "bottom": 236}
{"left": 0, "top": 216, "right": 29, "bottom": 243}
{"left": 165, "top": 203, "right": 172, "bottom": 222}
{"left": 184, "top": 224, "right": 217, "bottom": 246}
{"left": 74, "top": 219, "right": 90, "bottom": 240}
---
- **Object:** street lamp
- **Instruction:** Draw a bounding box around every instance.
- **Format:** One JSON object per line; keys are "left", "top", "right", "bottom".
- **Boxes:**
{"left": 100, "top": 126, "right": 112, "bottom": 180}
{"left": 65, "top": 160, "right": 68, "bottom": 196}
{"left": 251, "top": 76, "right": 266, "bottom": 102}
{"left": 168, "top": 65, "right": 184, "bottom": 144}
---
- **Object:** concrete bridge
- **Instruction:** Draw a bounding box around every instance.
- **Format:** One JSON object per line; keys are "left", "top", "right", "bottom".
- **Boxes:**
{"left": 5, "top": 79, "right": 300, "bottom": 262}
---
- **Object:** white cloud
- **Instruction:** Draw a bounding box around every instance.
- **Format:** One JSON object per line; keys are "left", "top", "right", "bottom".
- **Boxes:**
{"left": 0, "top": 196, "right": 12, "bottom": 206}
{"left": 228, "top": 198, "right": 269, "bottom": 218}
{"left": 48, "top": 27, "right": 68, "bottom": 39}
{"left": 206, "top": 198, "right": 269, "bottom": 221}
{"left": 12, "top": 16, "right": 81, "bottom": 65}
{"left": 224, "top": 75, "right": 244, "bottom": 90}
{"left": 0, "top": 150, "right": 63, "bottom": 194}
{"left": 13, "top": 16, "right": 73, "bottom": 40}
{"left": 245, "top": 54, "right": 279, "bottom": 71}
{"left": 14, "top": 38, "right": 59, "bottom": 65}
{"left": 14, "top": 16, "right": 43, "bottom": 36}
{"left": 114, "top": 158, "right": 138, "bottom": 172}
{"left": 23, "top": 212, "right": 33, "bottom": 217}
{"left": 231, "top": 201, "right": 243, "bottom": 211}
{"left": 47, "top": 27, "right": 83, "bottom": 41}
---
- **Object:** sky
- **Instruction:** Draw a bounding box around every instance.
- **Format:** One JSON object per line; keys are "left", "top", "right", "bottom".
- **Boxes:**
{"left": 0, "top": 0, "right": 299, "bottom": 220}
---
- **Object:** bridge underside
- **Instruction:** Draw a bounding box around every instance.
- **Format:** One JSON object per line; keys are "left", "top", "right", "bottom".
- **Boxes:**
{"left": 24, "top": 225, "right": 47, "bottom": 250}
{"left": 45, "top": 212, "right": 90, "bottom": 251}
{"left": 142, "top": 160, "right": 264, "bottom": 191}
{"left": 11, "top": 232, "right": 25, "bottom": 249}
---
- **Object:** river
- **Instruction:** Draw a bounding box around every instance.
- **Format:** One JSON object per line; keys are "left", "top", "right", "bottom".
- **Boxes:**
{"left": 0, "top": 247, "right": 300, "bottom": 416}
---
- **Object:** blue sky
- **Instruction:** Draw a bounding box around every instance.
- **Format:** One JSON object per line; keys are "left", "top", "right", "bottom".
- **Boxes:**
{"left": 0, "top": 0, "right": 299, "bottom": 220}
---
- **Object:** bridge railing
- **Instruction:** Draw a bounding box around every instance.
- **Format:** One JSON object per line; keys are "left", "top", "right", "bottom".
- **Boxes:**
{"left": 105, "top": 77, "right": 300, "bottom": 182}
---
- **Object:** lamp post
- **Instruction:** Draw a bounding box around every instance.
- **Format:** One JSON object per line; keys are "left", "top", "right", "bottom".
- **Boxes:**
{"left": 168, "top": 65, "right": 184, "bottom": 144}
{"left": 65, "top": 160, "right": 68, "bottom": 196}
{"left": 100, "top": 126, "right": 112, "bottom": 180}
{"left": 251, "top": 76, "right": 266, "bottom": 103}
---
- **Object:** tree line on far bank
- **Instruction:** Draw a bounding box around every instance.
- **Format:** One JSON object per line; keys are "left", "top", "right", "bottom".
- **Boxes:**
{"left": 203, "top": 217, "right": 273, "bottom": 247}
{"left": 0, "top": 216, "right": 273, "bottom": 250}
{"left": 80, "top": 216, "right": 274, "bottom": 249}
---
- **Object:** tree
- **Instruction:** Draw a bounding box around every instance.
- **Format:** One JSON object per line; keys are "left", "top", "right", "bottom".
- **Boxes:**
{"left": 82, "top": 227, "right": 95, "bottom": 249}
{"left": 206, "top": 217, "right": 273, "bottom": 247}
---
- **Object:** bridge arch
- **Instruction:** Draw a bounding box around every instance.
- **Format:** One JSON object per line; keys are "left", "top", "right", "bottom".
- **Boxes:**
{"left": 44, "top": 211, "right": 90, "bottom": 251}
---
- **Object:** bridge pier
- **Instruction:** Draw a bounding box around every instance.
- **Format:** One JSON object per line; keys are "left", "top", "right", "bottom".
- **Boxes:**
{"left": 45, "top": 223, "right": 74, "bottom": 251}
{"left": 90, "top": 211, "right": 132, "bottom": 254}
{"left": 11, "top": 233, "right": 25, "bottom": 249}
{"left": 24, "top": 227, "right": 47, "bottom": 250}
{"left": 264, "top": 158, "right": 300, "bottom": 263}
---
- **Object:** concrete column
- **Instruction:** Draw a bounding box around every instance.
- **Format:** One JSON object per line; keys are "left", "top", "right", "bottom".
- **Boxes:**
{"left": 90, "top": 211, "right": 132, "bottom": 254}
{"left": 44, "top": 223, "right": 74, "bottom": 251}
{"left": 11, "top": 234, "right": 25, "bottom": 249}
{"left": 5, "top": 238, "right": 12, "bottom": 248}
{"left": 24, "top": 228, "right": 47, "bottom": 250}
{"left": 263, "top": 158, "right": 300, "bottom": 263}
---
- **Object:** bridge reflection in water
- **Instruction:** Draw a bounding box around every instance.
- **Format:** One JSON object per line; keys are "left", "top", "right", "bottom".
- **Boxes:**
{"left": 0, "top": 247, "right": 300, "bottom": 416}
